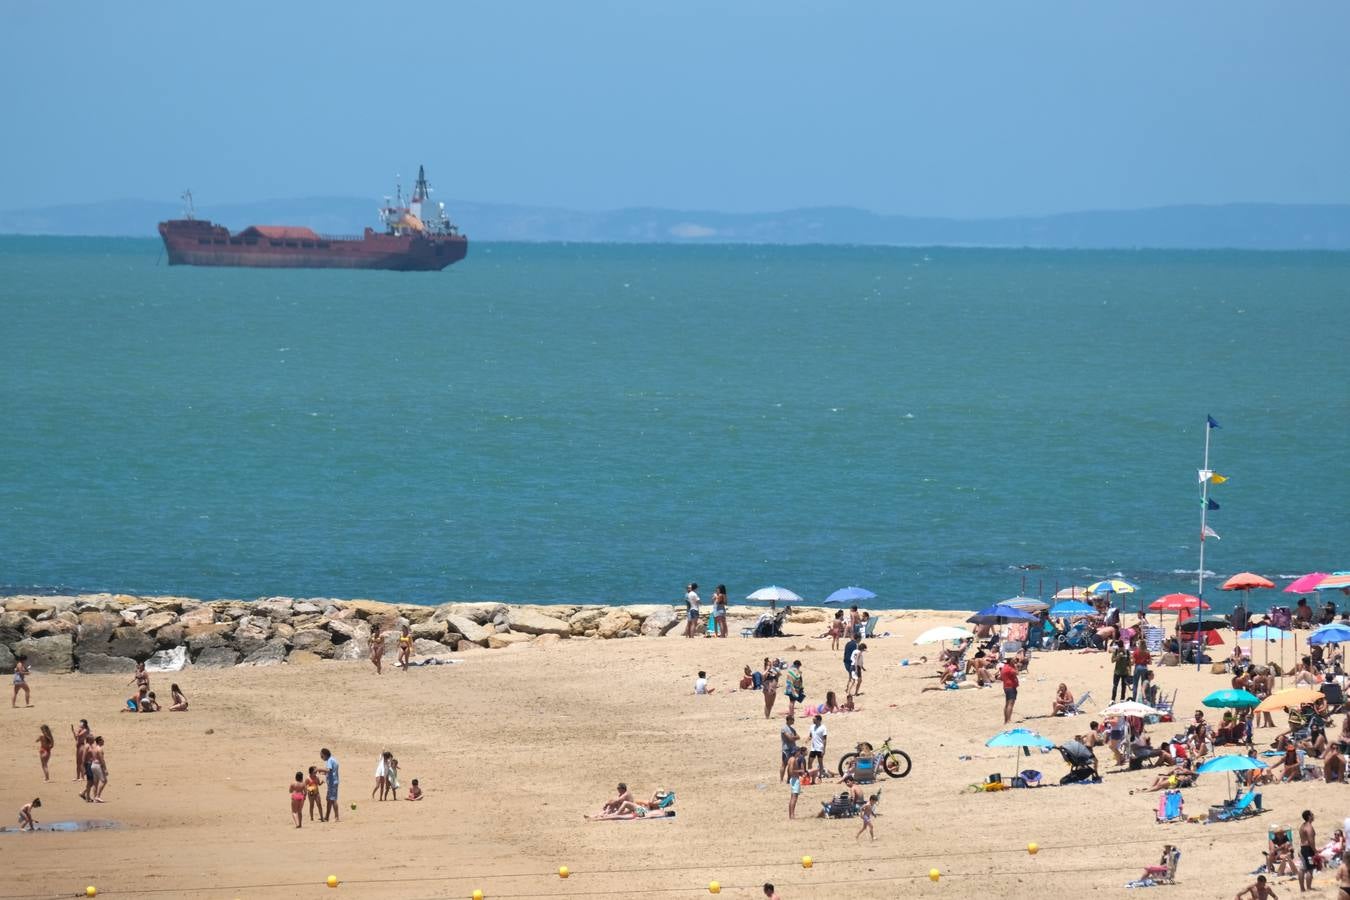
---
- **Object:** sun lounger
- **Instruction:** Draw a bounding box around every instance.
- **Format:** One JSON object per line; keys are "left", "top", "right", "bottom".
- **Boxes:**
{"left": 1208, "top": 788, "right": 1262, "bottom": 822}
{"left": 1140, "top": 847, "right": 1181, "bottom": 885}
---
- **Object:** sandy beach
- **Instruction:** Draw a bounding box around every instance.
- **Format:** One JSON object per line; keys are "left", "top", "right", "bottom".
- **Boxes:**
{"left": 1, "top": 607, "right": 1340, "bottom": 900}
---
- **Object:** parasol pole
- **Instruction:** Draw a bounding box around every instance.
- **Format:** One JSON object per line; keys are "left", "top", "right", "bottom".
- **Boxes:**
{"left": 1196, "top": 417, "right": 1214, "bottom": 671}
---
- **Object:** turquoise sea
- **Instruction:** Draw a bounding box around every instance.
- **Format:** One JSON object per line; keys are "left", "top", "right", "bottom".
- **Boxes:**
{"left": 1, "top": 238, "right": 1347, "bottom": 611}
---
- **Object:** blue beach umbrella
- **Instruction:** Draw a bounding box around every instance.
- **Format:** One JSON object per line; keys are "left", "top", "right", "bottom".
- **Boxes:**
{"left": 1197, "top": 754, "right": 1267, "bottom": 774}
{"left": 967, "top": 604, "right": 1039, "bottom": 626}
{"left": 1202, "top": 689, "right": 1260, "bottom": 709}
{"left": 986, "top": 728, "right": 1056, "bottom": 749}
{"left": 1049, "top": 600, "right": 1095, "bottom": 617}
{"left": 1238, "top": 624, "right": 1293, "bottom": 667}
{"left": 824, "top": 586, "right": 877, "bottom": 605}
{"left": 1087, "top": 579, "right": 1139, "bottom": 596}
{"left": 1308, "top": 623, "right": 1350, "bottom": 645}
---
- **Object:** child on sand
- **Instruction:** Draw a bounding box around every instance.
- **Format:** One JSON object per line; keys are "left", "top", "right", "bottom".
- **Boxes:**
{"left": 856, "top": 794, "right": 877, "bottom": 841}
{"left": 18, "top": 798, "right": 40, "bottom": 831}
{"left": 36, "top": 725, "right": 53, "bottom": 781}
{"left": 695, "top": 671, "right": 715, "bottom": 694}
{"left": 386, "top": 756, "right": 401, "bottom": 800}
{"left": 763, "top": 884, "right": 782, "bottom": 899}
{"left": 290, "top": 772, "right": 305, "bottom": 828}
{"left": 305, "top": 766, "right": 322, "bottom": 820}
{"left": 406, "top": 778, "right": 423, "bottom": 800}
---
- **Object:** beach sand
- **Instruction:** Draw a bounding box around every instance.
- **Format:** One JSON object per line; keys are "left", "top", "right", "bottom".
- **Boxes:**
{"left": 0, "top": 608, "right": 1336, "bottom": 899}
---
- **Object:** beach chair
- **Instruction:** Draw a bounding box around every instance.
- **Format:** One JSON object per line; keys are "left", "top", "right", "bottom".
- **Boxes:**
{"left": 1209, "top": 789, "right": 1262, "bottom": 822}
{"left": 1143, "top": 626, "right": 1165, "bottom": 654}
{"left": 1155, "top": 789, "right": 1184, "bottom": 823}
{"left": 863, "top": 616, "right": 880, "bottom": 639}
{"left": 1141, "top": 847, "right": 1182, "bottom": 884}
{"left": 1064, "top": 690, "right": 1093, "bottom": 717}
{"left": 1154, "top": 688, "right": 1178, "bottom": 721}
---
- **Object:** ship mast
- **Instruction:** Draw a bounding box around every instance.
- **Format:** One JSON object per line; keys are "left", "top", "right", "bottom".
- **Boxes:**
{"left": 181, "top": 190, "right": 195, "bottom": 220}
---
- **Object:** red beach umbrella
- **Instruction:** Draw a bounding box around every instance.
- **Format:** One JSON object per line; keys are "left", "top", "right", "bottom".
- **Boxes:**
{"left": 1150, "top": 594, "right": 1209, "bottom": 611}
{"left": 1285, "top": 573, "right": 1330, "bottom": 594}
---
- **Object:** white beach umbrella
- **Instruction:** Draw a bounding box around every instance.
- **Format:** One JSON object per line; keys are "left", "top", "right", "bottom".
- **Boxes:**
{"left": 914, "top": 625, "right": 976, "bottom": 645}
{"left": 1001, "top": 595, "right": 1050, "bottom": 612}
{"left": 1100, "top": 700, "right": 1162, "bottom": 718}
{"left": 746, "top": 586, "right": 804, "bottom": 604}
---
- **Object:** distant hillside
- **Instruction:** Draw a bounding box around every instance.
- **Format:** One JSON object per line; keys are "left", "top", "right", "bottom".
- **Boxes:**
{"left": 2, "top": 198, "right": 1348, "bottom": 250}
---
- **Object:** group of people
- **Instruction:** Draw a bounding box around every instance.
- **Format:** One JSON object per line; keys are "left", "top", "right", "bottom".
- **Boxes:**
{"left": 681, "top": 583, "right": 730, "bottom": 638}
{"left": 288, "top": 748, "right": 421, "bottom": 828}
{"left": 122, "top": 662, "right": 188, "bottom": 713}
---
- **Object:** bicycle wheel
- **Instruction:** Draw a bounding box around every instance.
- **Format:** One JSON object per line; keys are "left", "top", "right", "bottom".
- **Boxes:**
{"left": 837, "top": 752, "right": 859, "bottom": 776}
{"left": 882, "top": 749, "right": 912, "bottom": 778}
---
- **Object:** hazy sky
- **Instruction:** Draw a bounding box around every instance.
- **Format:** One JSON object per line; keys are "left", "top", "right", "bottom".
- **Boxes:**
{"left": 2, "top": 1, "right": 1347, "bottom": 217}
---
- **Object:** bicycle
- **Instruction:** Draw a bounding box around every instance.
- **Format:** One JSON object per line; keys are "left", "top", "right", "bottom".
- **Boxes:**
{"left": 838, "top": 736, "right": 912, "bottom": 779}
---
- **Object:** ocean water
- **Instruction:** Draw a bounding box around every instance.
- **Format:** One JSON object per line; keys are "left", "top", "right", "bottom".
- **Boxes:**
{"left": 1, "top": 237, "right": 1347, "bottom": 611}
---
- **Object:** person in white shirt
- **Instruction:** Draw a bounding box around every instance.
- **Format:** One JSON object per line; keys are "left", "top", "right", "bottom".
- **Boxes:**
{"left": 683, "top": 583, "right": 701, "bottom": 638}
{"left": 808, "top": 714, "right": 828, "bottom": 776}
{"left": 848, "top": 643, "right": 867, "bottom": 695}
{"left": 694, "top": 671, "right": 714, "bottom": 694}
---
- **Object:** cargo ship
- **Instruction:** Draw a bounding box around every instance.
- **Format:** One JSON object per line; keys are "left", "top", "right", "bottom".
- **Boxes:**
{"left": 157, "top": 166, "right": 467, "bottom": 271}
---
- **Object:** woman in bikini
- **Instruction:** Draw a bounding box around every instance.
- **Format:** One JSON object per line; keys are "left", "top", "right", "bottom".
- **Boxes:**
{"left": 304, "top": 766, "right": 323, "bottom": 821}
{"left": 397, "top": 625, "right": 413, "bottom": 671}
{"left": 290, "top": 771, "right": 306, "bottom": 828}
{"left": 1052, "top": 683, "right": 1076, "bottom": 716}
{"left": 12, "top": 655, "right": 31, "bottom": 707}
{"left": 761, "top": 659, "right": 780, "bottom": 719}
{"left": 712, "top": 585, "right": 728, "bottom": 638}
{"left": 830, "top": 611, "right": 845, "bottom": 650}
{"left": 169, "top": 684, "right": 189, "bottom": 711}
{"left": 71, "top": 720, "right": 90, "bottom": 782}
{"left": 370, "top": 623, "right": 385, "bottom": 675}
{"left": 36, "top": 725, "right": 54, "bottom": 781}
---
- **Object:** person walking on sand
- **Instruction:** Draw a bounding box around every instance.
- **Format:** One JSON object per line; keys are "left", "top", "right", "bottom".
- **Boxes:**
{"left": 855, "top": 793, "right": 877, "bottom": 841}
{"left": 13, "top": 655, "right": 31, "bottom": 707}
{"left": 784, "top": 660, "right": 805, "bottom": 717}
{"left": 1111, "top": 641, "right": 1131, "bottom": 701}
{"left": 1000, "top": 658, "right": 1019, "bottom": 725}
{"left": 305, "top": 766, "right": 322, "bottom": 821}
{"left": 1299, "top": 810, "right": 1316, "bottom": 893}
{"left": 397, "top": 625, "right": 413, "bottom": 671}
{"left": 762, "top": 658, "right": 780, "bottom": 719}
{"left": 780, "top": 715, "right": 799, "bottom": 782}
{"left": 683, "top": 583, "right": 701, "bottom": 638}
{"left": 36, "top": 725, "right": 53, "bottom": 781}
{"left": 786, "top": 747, "right": 805, "bottom": 819}
{"left": 713, "top": 585, "right": 728, "bottom": 638}
{"left": 290, "top": 771, "right": 306, "bottom": 828}
{"left": 849, "top": 643, "right": 867, "bottom": 696}
{"left": 88, "top": 736, "right": 108, "bottom": 802}
{"left": 373, "top": 751, "right": 390, "bottom": 801}
{"left": 319, "top": 748, "right": 340, "bottom": 822}
{"left": 370, "top": 622, "right": 385, "bottom": 675}
{"left": 18, "top": 798, "right": 40, "bottom": 831}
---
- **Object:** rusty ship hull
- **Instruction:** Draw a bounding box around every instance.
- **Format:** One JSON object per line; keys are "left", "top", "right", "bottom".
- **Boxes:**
{"left": 158, "top": 219, "right": 467, "bottom": 271}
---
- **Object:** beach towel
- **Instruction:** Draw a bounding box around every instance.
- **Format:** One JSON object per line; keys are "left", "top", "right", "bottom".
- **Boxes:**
{"left": 586, "top": 809, "right": 676, "bottom": 821}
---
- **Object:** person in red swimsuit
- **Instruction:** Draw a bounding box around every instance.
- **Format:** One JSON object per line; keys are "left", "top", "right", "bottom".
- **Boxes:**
{"left": 1000, "top": 660, "right": 1019, "bottom": 725}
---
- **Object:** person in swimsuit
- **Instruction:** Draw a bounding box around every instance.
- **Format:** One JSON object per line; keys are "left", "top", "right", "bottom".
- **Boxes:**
{"left": 397, "top": 625, "right": 413, "bottom": 671}
{"left": 830, "top": 611, "right": 845, "bottom": 650}
{"left": 304, "top": 766, "right": 322, "bottom": 821}
{"left": 370, "top": 622, "right": 385, "bottom": 675}
{"left": 128, "top": 662, "right": 150, "bottom": 696}
{"left": 406, "top": 778, "right": 423, "bottom": 801}
{"left": 12, "top": 656, "right": 31, "bottom": 707}
{"left": 88, "top": 736, "right": 108, "bottom": 802}
{"left": 169, "top": 684, "right": 189, "bottom": 712}
{"left": 779, "top": 716, "right": 799, "bottom": 783}
{"left": 18, "top": 798, "right": 40, "bottom": 831}
{"left": 386, "top": 755, "right": 401, "bottom": 800}
{"left": 855, "top": 794, "right": 877, "bottom": 841}
{"left": 784, "top": 660, "right": 805, "bottom": 717}
{"left": 373, "top": 751, "right": 390, "bottom": 801}
{"left": 762, "top": 659, "right": 780, "bottom": 719}
{"left": 1299, "top": 810, "right": 1317, "bottom": 892}
{"left": 36, "top": 725, "right": 53, "bottom": 781}
{"left": 1234, "top": 874, "right": 1278, "bottom": 899}
{"left": 290, "top": 771, "right": 306, "bottom": 828}
{"left": 71, "top": 720, "right": 90, "bottom": 782}
{"left": 713, "top": 585, "right": 728, "bottom": 638}
{"left": 599, "top": 783, "right": 634, "bottom": 816}
{"left": 786, "top": 747, "right": 805, "bottom": 819}
{"left": 1337, "top": 852, "right": 1350, "bottom": 900}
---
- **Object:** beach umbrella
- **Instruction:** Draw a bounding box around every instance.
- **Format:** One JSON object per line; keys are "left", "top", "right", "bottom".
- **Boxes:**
{"left": 967, "top": 604, "right": 1038, "bottom": 626}
{"left": 1197, "top": 752, "right": 1269, "bottom": 799}
{"left": 1054, "top": 586, "right": 1093, "bottom": 601}
{"left": 1286, "top": 573, "right": 1330, "bottom": 595}
{"left": 1179, "top": 616, "right": 1229, "bottom": 632}
{"left": 1049, "top": 600, "right": 1095, "bottom": 617}
{"left": 1001, "top": 595, "right": 1049, "bottom": 612}
{"left": 1088, "top": 578, "right": 1141, "bottom": 616}
{"left": 913, "top": 625, "right": 975, "bottom": 645}
{"left": 1100, "top": 700, "right": 1162, "bottom": 718}
{"left": 1255, "top": 687, "right": 1324, "bottom": 713}
{"left": 1202, "top": 689, "right": 1260, "bottom": 709}
{"left": 1150, "top": 594, "right": 1208, "bottom": 611}
{"left": 986, "top": 727, "right": 1056, "bottom": 773}
{"left": 1224, "top": 573, "right": 1277, "bottom": 591}
{"left": 1238, "top": 624, "right": 1293, "bottom": 668}
{"left": 1315, "top": 573, "right": 1350, "bottom": 592}
{"left": 1307, "top": 623, "right": 1350, "bottom": 645}
{"left": 824, "top": 586, "right": 876, "bottom": 605}
{"left": 746, "top": 586, "right": 803, "bottom": 605}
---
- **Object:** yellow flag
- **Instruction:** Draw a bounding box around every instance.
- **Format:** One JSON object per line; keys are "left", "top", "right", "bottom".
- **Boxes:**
{"left": 1210, "top": 473, "right": 1228, "bottom": 484}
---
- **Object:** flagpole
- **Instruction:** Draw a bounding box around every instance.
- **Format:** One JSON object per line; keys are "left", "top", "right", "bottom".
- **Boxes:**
{"left": 1196, "top": 417, "right": 1213, "bottom": 672}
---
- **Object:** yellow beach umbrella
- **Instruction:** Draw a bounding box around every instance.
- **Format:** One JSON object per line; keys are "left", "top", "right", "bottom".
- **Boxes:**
{"left": 1254, "top": 687, "right": 1324, "bottom": 713}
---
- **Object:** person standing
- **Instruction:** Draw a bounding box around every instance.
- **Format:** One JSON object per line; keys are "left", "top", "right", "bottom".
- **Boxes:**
{"left": 1000, "top": 659, "right": 1019, "bottom": 725}
{"left": 319, "top": 748, "right": 340, "bottom": 822}
{"left": 843, "top": 634, "right": 858, "bottom": 685}
{"left": 849, "top": 643, "right": 867, "bottom": 696}
{"left": 36, "top": 725, "right": 53, "bottom": 781}
{"left": 1111, "top": 641, "right": 1131, "bottom": 701}
{"left": 712, "top": 585, "right": 728, "bottom": 638}
{"left": 779, "top": 715, "right": 799, "bottom": 782}
{"left": 290, "top": 772, "right": 306, "bottom": 828}
{"left": 784, "top": 660, "right": 805, "bottom": 717}
{"left": 762, "top": 659, "right": 780, "bottom": 719}
{"left": 683, "top": 583, "right": 701, "bottom": 638}
{"left": 370, "top": 622, "right": 385, "bottom": 675}
{"left": 808, "top": 714, "right": 828, "bottom": 777}
{"left": 88, "top": 736, "right": 108, "bottom": 802}
{"left": 1131, "top": 639, "right": 1152, "bottom": 701}
{"left": 786, "top": 747, "right": 805, "bottom": 819}
{"left": 373, "top": 751, "right": 389, "bottom": 801}
{"left": 830, "top": 611, "right": 845, "bottom": 650}
{"left": 855, "top": 793, "right": 877, "bottom": 841}
{"left": 13, "top": 655, "right": 31, "bottom": 707}
{"left": 849, "top": 606, "right": 862, "bottom": 640}
{"left": 1299, "top": 810, "right": 1316, "bottom": 893}
{"left": 397, "top": 625, "right": 413, "bottom": 671}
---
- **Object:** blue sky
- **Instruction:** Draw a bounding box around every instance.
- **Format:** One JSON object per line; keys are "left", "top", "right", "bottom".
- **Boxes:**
{"left": 2, "top": 1, "right": 1346, "bottom": 216}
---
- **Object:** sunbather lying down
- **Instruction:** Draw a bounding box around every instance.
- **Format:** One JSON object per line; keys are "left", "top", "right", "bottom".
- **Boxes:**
{"left": 586, "top": 787, "right": 675, "bottom": 819}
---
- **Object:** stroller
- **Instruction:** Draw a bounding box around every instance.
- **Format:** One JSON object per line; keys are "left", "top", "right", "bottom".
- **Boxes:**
{"left": 754, "top": 609, "right": 789, "bottom": 638}
{"left": 1059, "top": 741, "right": 1100, "bottom": 785}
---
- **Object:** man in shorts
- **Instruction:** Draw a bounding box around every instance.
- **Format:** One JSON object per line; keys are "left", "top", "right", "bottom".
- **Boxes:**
{"left": 319, "top": 748, "right": 340, "bottom": 822}
{"left": 1000, "top": 659, "right": 1019, "bottom": 725}
{"left": 779, "top": 715, "right": 799, "bottom": 782}
{"left": 808, "top": 714, "right": 828, "bottom": 777}
{"left": 1299, "top": 810, "right": 1316, "bottom": 892}
{"left": 683, "top": 583, "right": 700, "bottom": 638}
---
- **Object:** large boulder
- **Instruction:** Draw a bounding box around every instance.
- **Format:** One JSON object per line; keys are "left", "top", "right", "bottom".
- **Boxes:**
{"left": 398, "top": 606, "right": 435, "bottom": 625}
{"left": 412, "top": 638, "right": 455, "bottom": 656}
{"left": 185, "top": 622, "right": 233, "bottom": 649}
{"left": 411, "top": 620, "right": 448, "bottom": 641}
{"left": 455, "top": 639, "right": 483, "bottom": 652}
{"left": 487, "top": 631, "right": 532, "bottom": 649}
{"left": 0, "top": 612, "right": 30, "bottom": 645}
{"left": 239, "top": 640, "right": 288, "bottom": 667}
{"left": 14, "top": 634, "right": 74, "bottom": 673}
{"left": 286, "top": 649, "right": 323, "bottom": 666}
{"left": 145, "top": 646, "right": 189, "bottom": 672}
{"left": 136, "top": 611, "right": 178, "bottom": 634}
{"left": 193, "top": 646, "right": 240, "bottom": 668}
{"left": 230, "top": 617, "right": 272, "bottom": 654}
{"left": 596, "top": 609, "right": 636, "bottom": 639}
{"left": 568, "top": 608, "right": 606, "bottom": 634}
{"left": 292, "top": 600, "right": 323, "bottom": 615}
{"left": 155, "top": 623, "right": 186, "bottom": 649}
{"left": 325, "top": 618, "right": 366, "bottom": 641}
{"left": 106, "top": 627, "right": 157, "bottom": 660}
{"left": 78, "top": 653, "right": 138, "bottom": 675}
{"left": 76, "top": 609, "right": 121, "bottom": 644}
{"left": 640, "top": 608, "right": 680, "bottom": 636}
{"left": 506, "top": 609, "right": 571, "bottom": 637}
{"left": 436, "top": 603, "right": 505, "bottom": 625}
{"left": 332, "top": 638, "right": 370, "bottom": 661}
{"left": 443, "top": 615, "right": 490, "bottom": 646}
{"left": 289, "top": 629, "right": 335, "bottom": 658}
{"left": 252, "top": 598, "right": 295, "bottom": 621}
{"left": 26, "top": 618, "right": 78, "bottom": 638}
{"left": 178, "top": 606, "right": 216, "bottom": 627}
{"left": 0, "top": 643, "right": 14, "bottom": 669}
